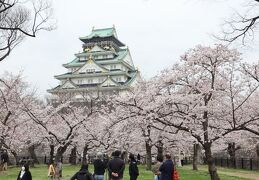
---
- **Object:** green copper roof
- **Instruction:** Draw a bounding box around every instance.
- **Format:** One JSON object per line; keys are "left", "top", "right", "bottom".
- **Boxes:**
{"left": 79, "top": 27, "right": 117, "bottom": 40}
{"left": 48, "top": 85, "right": 129, "bottom": 93}
{"left": 55, "top": 71, "right": 131, "bottom": 80}
{"left": 63, "top": 48, "right": 130, "bottom": 68}
{"left": 124, "top": 71, "right": 139, "bottom": 86}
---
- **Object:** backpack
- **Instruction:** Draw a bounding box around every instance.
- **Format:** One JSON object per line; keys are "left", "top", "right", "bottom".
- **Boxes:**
{"left": 78, "top": 172, "right": 93, "bottom": 180}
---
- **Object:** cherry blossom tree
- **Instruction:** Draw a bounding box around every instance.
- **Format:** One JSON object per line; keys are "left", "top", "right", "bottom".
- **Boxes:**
{"left": 0, "top": 72, "right": 42, "bottom": 164}
{"left": 24, "top": 99, "right": 100, "bottom": 163}
{"left": 105, "top": 81, "right": 185, "bottom": 170}
{"left": 149, "top": 44, "right": 259, "bottom": 180}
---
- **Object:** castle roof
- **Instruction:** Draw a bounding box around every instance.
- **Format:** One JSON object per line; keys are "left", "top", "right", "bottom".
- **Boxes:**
{"left": 79, "top": 27, "right": 117, "bottom": 40}
{"left": 79, "top": 27, "right": 125, "bottom": 47}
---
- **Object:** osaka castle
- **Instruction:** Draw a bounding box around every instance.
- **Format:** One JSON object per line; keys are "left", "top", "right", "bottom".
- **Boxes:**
{"left": 48, "top": 26, "right": 140, "bottom": 101}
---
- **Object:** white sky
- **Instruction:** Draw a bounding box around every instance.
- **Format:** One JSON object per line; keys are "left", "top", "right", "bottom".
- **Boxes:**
{"left": 0, "top": 0, "right": 258, "bottom": 98}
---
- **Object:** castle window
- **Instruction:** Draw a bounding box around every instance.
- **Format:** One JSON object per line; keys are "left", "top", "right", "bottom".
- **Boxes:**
{"left": 78, "top": 79, "right": 83, "bottom": 84}
{"left": 116, "top": 77, "right": 121, "bottom": 82}
{"left": 88, "top": 79, "right": 93, "bottom": 84}
{"left": 98, "top": 78, "right": 103, "bottom": 83}
{"left": 86, "top": 69, "right": 95, "bottom": 73}
{"left": 110, "top": 65, "right": 116, "bottom": 69}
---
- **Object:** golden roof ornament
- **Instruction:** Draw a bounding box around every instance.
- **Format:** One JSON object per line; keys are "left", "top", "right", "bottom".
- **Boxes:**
{"left": 88, "top": 55, "right": 94, "bottom": 62}
{"left": 84, "top": 47, "right": 90, "bottom": 52}
{"left": 104, "top": 45, "right": 110, "bottom": 50}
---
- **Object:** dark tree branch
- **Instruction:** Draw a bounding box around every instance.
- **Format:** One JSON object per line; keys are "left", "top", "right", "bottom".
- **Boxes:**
{"left": 218, "top": 1, "right": 259, "bottom": 45}
{"left": 0, "top": 0, "right": 54, "bottom": 62}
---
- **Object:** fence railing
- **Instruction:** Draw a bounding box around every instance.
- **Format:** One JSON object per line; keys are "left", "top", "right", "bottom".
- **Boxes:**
{"left": 8, "top": 155, "right": 102, "bottom": 166}
{"left": 177, "top": 157, "right": 259, "bottom": 171}
{"left": 214, "top": 158, "right": 258, "bottom": 170}
{"left": 7, "top": 155, "right": 259, "bottom": 171}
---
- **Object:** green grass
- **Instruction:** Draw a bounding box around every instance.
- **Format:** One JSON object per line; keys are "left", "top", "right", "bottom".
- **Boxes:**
{"left": 0, "top": 164, "right": 255, "bottom": 180}
{"left": 178, "top": 166, "right": 251, "bottom": 180}
{"left": 179, "top": 165, "right": 259, "bottom": 180}
{"left": 0, "top": 164, "right": 153, "bottom": 180}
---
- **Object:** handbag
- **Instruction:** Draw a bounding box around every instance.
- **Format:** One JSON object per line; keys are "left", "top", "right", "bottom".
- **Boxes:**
{"left": 172, "top": 168, "right": 179, "bottom": 180}
{"left": 154, "top": 175, "right": 159, "bottom": 180}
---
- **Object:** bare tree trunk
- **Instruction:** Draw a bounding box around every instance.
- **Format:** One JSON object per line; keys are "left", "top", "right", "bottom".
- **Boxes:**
{"left": 55, "top": 144, "right": 69, "bottom": 163}
{"left": 54, "top": 145, "right": 66, "bottom": 179}
{"left": 121, "top": 151, "right": 128, "bottom": 163}
{"left": 0, "top": 140, "right": 3, "bottom": 150}
{"left": 227, "top": 143, "right": 237, "bottom": 168}
{"left": 193, "top": 143, "right": 199, "bottom": 171}
{"left": 10, "top": 150, "right": 18, "bottom": 165}
{"left": 157, "top": 140, "right": 163, "bottom": 159}
{"left": 82, "top": 144, "right": 88, "bottom": 165}
{"left": 256, "top": 143, "right": 259, "bottom": 171}
{"left": 204, "top": 143, "right": 220, "bottom": 180}
{"left": 69, "top": 146, "right": 77, "bottom": 165}
{"left": 49, "top": 144, "right": 55, "bottom": 164}
{"left": 202, "top": 107, "right": 220, "bottom": 180}
{"left": 145, "top": 141, "right": 152, "bottom": 170}
{"left": 28, "top": 145, "right": 39, "bottom": 165}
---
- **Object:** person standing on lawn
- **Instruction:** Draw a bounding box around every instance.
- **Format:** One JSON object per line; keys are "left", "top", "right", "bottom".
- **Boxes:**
{"left": 152, "top": 155, "right": 163, "bottom": 180}
{"left": 70, "top": 164, "right": 94, "bottom": 180}
{"left": 129, "top": 153, "right": 139, "bottom": 180}
{"left": 48, "top": 162, "right": 56, "bottom": 179}
{"left": 107, "top": 150, "right": 125, "bottom": 180}
{"left": 159, "top": 153, "right": 174, "bottom": 180}
{"left": 17, "top": 164, "right": 32, "bottom": 180}
{"left": 93, "top": 152, "right": 107, "bottom": 180}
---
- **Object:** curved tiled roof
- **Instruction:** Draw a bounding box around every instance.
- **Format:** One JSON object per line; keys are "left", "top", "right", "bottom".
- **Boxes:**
{"left": 63, "top": 48, "right": 132, "bottom": 69}
{"left": 79, "top": 27, "right": 117, "bottom": 40}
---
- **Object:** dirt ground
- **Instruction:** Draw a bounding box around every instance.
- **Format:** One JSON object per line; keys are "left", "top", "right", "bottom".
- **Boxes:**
{"left": 218, "top": 171, "right": 259, "bottom": 180}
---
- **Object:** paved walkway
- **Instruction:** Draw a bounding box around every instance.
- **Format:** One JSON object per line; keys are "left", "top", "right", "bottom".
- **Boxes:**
{"left": 218, "top": 170, "right": 259, "bottom": 180}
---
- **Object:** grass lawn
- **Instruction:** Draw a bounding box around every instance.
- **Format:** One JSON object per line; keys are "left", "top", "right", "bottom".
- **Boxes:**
{"left": 179, "top": 166, "right": 254, "bottom": 180}
{"left": 0, "top": 164, "right": 255, "bottom": 180}
{"left": 185, "top": 165, "right": 259, "bottom": 180}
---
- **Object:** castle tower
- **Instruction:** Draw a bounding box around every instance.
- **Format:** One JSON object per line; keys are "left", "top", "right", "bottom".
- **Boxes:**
{"left": 48, "top": 27, "right": 140, "bottom": 101}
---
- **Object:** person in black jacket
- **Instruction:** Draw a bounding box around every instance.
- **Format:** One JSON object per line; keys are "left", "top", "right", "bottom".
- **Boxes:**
{"left": 107, "top": 150, "right": 125, "bottom": 180}
{"left": 159, "top": 153, "right": 174, "bottom": 180}
{"left": 17, "top": 164, "right": 32, "bottom": 180}
{"left": 70, "top": 164, "right": 94, "bottom": 180}
{"left": 93, "top": 152, "right": 106, "bottom": 180}
{"left": 129, "top": 153, "right": 139, "bottom": 180}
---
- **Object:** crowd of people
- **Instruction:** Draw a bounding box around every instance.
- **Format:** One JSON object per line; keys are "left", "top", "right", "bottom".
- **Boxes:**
{"left": 68, "top": 151, "right": 177, "bottom": 180}
{"left": 153, "top": 153, "right": 176, "bottom": 180}
{"left": 70, "top": 150, "right": 138, "bottom": 180}
{"left": 6, "top": 150, "right": 177, "bottom": 180}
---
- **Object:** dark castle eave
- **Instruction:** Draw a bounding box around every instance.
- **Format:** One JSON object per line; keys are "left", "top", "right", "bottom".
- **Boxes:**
{"left": 80, "top": 36, "right": 125, "bottom": 47}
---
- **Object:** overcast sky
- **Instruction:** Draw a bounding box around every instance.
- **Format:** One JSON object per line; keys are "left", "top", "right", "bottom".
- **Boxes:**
{"left": 0, "top": 0, "right": 258, "bottom": 98}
